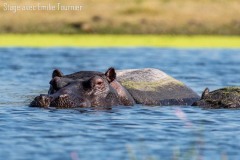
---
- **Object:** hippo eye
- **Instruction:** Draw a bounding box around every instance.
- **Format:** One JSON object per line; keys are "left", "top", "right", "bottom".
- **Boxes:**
{"left": 95, "top": 79, "right": 103, "bottom": 86}
{"left": 83, "top": 76, "right": 105, "bottom": 90}
{"left": 97, "top": 81, "right": 103, "bottom": 85}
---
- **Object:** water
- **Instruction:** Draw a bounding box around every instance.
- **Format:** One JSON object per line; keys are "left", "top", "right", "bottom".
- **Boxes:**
{"left": 0, "top": 48, "right": 240, "bottom": 160}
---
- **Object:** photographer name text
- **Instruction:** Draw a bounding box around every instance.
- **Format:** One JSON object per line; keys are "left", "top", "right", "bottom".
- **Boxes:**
{"left": 3, "top": 3, "right": 83, "bottom": 13}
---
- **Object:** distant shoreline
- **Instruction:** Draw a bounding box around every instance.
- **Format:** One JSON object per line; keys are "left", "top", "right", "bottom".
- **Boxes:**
{"left": 0, "top": 0, "right": 239, "bottom": 35}
{"left": 0, "top": 34, "right": 240, "bottom": 48}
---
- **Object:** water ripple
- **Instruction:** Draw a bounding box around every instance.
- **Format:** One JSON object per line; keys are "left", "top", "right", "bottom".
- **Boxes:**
{"left": 0, "top": 48, "right": 240, "bottom": 160}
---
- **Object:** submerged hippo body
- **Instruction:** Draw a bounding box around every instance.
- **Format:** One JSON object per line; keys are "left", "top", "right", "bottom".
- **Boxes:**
{"left": 116, "top": 68, "right": 200, "bottom": 106}
{"left": 30, "top": 67, "right": 201, "bottom": 108}
{"left": 192, "top": 87, "right": 240, "bottom": 108}
{"left": 30, "top": 68, "right": 135, "bottom": 108}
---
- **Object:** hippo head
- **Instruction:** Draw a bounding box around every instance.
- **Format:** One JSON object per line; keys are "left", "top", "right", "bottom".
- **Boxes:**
{"left": 30, "top": 68, "right": 120, "bottom": 108}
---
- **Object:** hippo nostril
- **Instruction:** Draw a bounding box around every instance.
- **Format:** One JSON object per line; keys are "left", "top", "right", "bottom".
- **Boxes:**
{"left": 44, "top": 97, "right": 50, "bottom": 104}
{"left": 30, "top": 95, "right": 51, "bottom": 108}
{"left": 39, "top": 95, "right": 45, "bottom": 101}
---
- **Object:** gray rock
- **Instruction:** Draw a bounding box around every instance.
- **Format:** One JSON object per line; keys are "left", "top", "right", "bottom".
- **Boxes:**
{"left": 116, "top": 68, "right": 200, "bottom": 106}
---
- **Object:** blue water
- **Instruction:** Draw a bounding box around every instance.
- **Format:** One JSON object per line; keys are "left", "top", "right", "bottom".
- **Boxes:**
{"left": 0, "top": 48, "right": 240, "bottom": 160}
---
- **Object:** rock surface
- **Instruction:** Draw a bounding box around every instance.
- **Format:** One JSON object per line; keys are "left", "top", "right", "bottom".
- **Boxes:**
{"left": 116, "top": 68, "right": 200, "bottom": 106}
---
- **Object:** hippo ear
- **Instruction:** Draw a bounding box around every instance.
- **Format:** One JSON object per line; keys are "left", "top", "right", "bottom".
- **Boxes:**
{"left": 201, "top": 88, "right": 210, "bottom": 99}
{"left": 52, "top": 69, "right": 64, "bottom": 78}
{"left": 105, "top": 67, "right": 116, "bottom": 82}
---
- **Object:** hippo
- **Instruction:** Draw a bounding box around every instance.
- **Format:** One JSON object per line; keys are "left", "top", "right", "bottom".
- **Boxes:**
{"left": 192, "top": 87, "right": 240, "bottom": 108}
{"left": 30, "top": 68, "right": 135, "bottom": 108}
{"left": 116, "top": 68, "right": 200, "bottom": 106}
{"left": 30, "top": 67, "right": 200, "bottom": 108}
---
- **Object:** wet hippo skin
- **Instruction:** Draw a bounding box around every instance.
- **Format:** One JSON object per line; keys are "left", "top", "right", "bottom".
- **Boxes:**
{"left": 30, "top": 68, "right": 135, "bottom": 108}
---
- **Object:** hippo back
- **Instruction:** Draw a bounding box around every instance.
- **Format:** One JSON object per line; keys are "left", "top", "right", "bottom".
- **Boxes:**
{"left": 116, "top": 68, "right": 200, "bottom": 106}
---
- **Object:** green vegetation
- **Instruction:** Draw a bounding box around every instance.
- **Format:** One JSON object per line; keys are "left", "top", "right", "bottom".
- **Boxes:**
{"left": 0, "top": 34, "right": 239, "bottom": 48}
{"left": 1, "top": 0, "right": 239, "bottom": 47}
{"left": 0, "top": 0, "right": 240, "bottom": 35}
{"left": 121, "top": 78, "right": 184, "bottom": 91}
{"left": 220, "top": 87, "right": 240, "bottom": 95}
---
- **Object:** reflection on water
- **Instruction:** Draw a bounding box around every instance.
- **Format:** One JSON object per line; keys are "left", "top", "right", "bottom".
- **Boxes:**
{"left": 0, "top": 48, "right": 240, "bottom": 160}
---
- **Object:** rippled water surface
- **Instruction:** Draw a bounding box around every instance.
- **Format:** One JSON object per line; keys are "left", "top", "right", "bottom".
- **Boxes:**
{"left": 0, "top": 48, "right": 240, "bottom": 160}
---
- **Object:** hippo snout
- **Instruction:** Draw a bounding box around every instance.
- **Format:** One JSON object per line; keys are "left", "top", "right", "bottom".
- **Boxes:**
{"left": 30, "top": 93, "right": 91, "bottom": 108}
{"left": 30, "top": 94, "right": 52, "bottom": 108}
